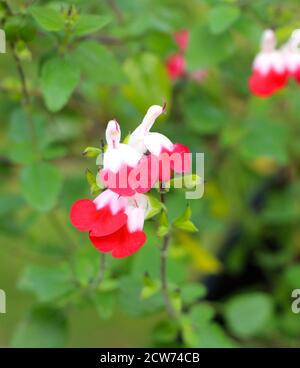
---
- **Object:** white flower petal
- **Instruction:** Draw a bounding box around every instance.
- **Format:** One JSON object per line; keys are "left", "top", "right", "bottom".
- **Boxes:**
{"left": 144, "top": 132, "right": 173, "bottom": 156}
{"left": 118, "top": 143, "right": 142, "bottom": 167}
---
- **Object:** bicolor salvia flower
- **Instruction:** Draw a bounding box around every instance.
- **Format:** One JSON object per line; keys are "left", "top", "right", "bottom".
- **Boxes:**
{"left": 249, "top": 29, "right": 300, "bottom": 97}
{"left": 70, "top": 105, "right": 191, "bottom": 258}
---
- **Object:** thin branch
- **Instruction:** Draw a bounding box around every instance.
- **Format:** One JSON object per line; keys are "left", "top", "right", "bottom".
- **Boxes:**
{"left": 159, "top": 189, "right": 179, "bottom": 320}
{"left": 91, "top": 253, "right": 106, "bottom": 290}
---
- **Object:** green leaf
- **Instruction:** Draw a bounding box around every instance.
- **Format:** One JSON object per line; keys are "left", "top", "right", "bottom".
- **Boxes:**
{"left": 173, "top": 205, "right": 198, "bottom": 233}
{"left": 168, "top": 175, "right": 201, "bottom": 190}
{"left": 91, "top": 290, "right": 116, "bottom": 320}
{"left": 11, "top": 306, "right": 68, "bottom": 348}
{"left": 29, "top": 6, "right": 64, "bottom": 32}
{"left": 82, "top": 146, "right": 102, "bottom": 158}
{"left": 180, "top": 283, "right": 207, "bottom": 304}
{"left": 208, "top": 5, "right": 241, "bottom": 34}
{"left": 225, "top": 292, "right": 274, "bottom": 338}
{"left": 186, "top": 24, "right": 234, "bottom": 69}
{"left": 141, "top": 273, "right": 160, "bottom": 299}
{"left": 146, "top": 194, "right": 166, "bottom": 220}
{"left": 72, "top": 41, "right": 125, "bottom": 85}
{"left": 123, "top": 53, "right": 171, "bottom": 114}
{"left": 40, "top": 57, "right": 80, "bottom": 112}
{"left": 73, "top": 15, "right": 111, "bottom": 37}
{"left": 18, "top": 264, "right": 74, "bottom": 302}
{"left": 20, "top": 162, "right": 63, "bottom": 212}
{"left": 86, "top": 169, "right": 102, "bottom": 196}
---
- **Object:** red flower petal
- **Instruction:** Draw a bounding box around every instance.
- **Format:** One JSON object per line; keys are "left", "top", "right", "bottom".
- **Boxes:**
{"left": 171, "top": 144, "right": 191, "bottom": 173}
{"left": 70, "top": 199, "right": 98, "bottom": 231}
{"left": 90, "top": 206, "right": 127, "bottom": 237}
{"left": 89, "top": 226, "right": 146, "bottom": 258}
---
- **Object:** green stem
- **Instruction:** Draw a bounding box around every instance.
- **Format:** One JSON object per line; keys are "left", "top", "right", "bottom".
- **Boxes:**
{"left": 91, "top": 253, "right": 106, "bottom": 290}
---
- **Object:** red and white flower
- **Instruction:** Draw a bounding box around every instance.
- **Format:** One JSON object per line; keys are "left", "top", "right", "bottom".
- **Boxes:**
{"left": 282, "top": 29, "right": 300, "bottom": 83}
{"left": 89, "top": 193, "right": 149, "bottom": 258}
{"left": 129, "top": 104, "right": 191, "bottom": 182}
{"left": 249, "top": 29, "right": 288, "bottom": 97}
{"left": 99, "top": 120, "right": 144, "bottom": 196}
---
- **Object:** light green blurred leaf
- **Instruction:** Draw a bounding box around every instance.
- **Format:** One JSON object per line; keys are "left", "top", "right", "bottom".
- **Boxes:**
{"left": 29, "top": 6, "right": 64, "bottom": 32}
{"left": 225, "top": 292, "right": 274, "bottom": 338}
{"left": 187, "top": 25, "right": 234, "bottom": 69}
{"left": 18, "top": 264, "right": 74, "bottom": 302}
{"left": 208, "top": 5, "right": 240, "bottom": 34}
{"left": 11, "top": 306, "right": 68, "bottom": 347}
{"left": 40, "top": 57, "right": 80, "bottom": 112}
{"left": 123, "top": 53, "right": 171, "bottom": 113}
{"left": 91, "top": 290, "right": 116, "bottom": 320}
{"left": 180, "top": 283, "right": 207, "bottom": 304}
{"left": 73, "top": 15, "right": 111, "bottom": 37}
{"left": 20, "top": 162, "right": 63, "bottom": 212}
{"left": 72, "top": 41, "right": 125, "bottom": 85}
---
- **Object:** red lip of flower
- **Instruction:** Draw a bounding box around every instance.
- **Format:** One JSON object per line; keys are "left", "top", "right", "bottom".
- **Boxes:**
{"left": 70, "top": 190, "right": 149, "bottom": 258}
{"left": 70, "top": 190, "right": 127, "bottom": 237}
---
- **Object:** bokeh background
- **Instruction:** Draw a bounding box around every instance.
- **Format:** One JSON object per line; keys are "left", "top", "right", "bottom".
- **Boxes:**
{"left": 1, "top": 0, "right": 300, "bottom": 347}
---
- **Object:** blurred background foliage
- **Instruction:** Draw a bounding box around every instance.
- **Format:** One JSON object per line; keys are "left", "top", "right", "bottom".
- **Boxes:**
{"left": 0, "top": 0, "right": 300, "bottom": 347}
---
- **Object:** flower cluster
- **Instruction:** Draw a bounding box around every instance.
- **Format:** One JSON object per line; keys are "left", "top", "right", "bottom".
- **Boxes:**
{"left": 249, "top": 29, "right": 300, "bottom": 97}
{"left": 70, "top": 105, "right": 190, "bottom": 258}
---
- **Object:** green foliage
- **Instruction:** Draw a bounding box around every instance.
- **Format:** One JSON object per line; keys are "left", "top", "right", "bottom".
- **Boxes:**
{"left": 1, "top": 0, "right": 300, "bottom": 349}
{"left": 29, "top": 6, "right": 65, "bottom": 32}
{"left": 20, "top": 162, "right": 63, "bottom": 212}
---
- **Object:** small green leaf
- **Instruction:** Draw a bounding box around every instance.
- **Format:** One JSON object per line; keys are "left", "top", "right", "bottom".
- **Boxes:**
{"left": 180, "top": 283, "right": 207, "bottom": 304}
{"left": 146, "top": 194, "right": 166, "bottom": 220}
{"left": 11, "top": 306, "right": 68, "bottom": 348}
{"left": 141, "top": 273, "right": 160, "bottom": 299}
{"left": 168, "top": 175, "right": 201, "bottom": 190}
{"left": 40, "top": 57, "right": 80, "bottom": 112}
{"left": 85, "top": 169, "right": 101, "bottom": 196}
{"left": 20, "top": 162, "right": 63, "bottom": 212}
{"left": 29, "top": 6, "right": 64, "bottom": 32}
{"left": 173, "top": 205, "right": 198, "bottom": 233}
{"left": 152, "top": 320, "right": 179, "bottom": 344}
{"left": 225, "top": 292, "right": 274, "bottom": 338}
{"left": 82, "top": 146, "right": 102, "bottom": 158}
{"left": 91, "top": 290, "right": 116, "bottom": 320}
{"left": 73, "top": 15, "right": 111, "bottom": 37}
{"left": 157, "top": 211, "right": 169, "bottom": 237}
{"left": 208, "top": 5, "right": 241, "bottom": 34}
